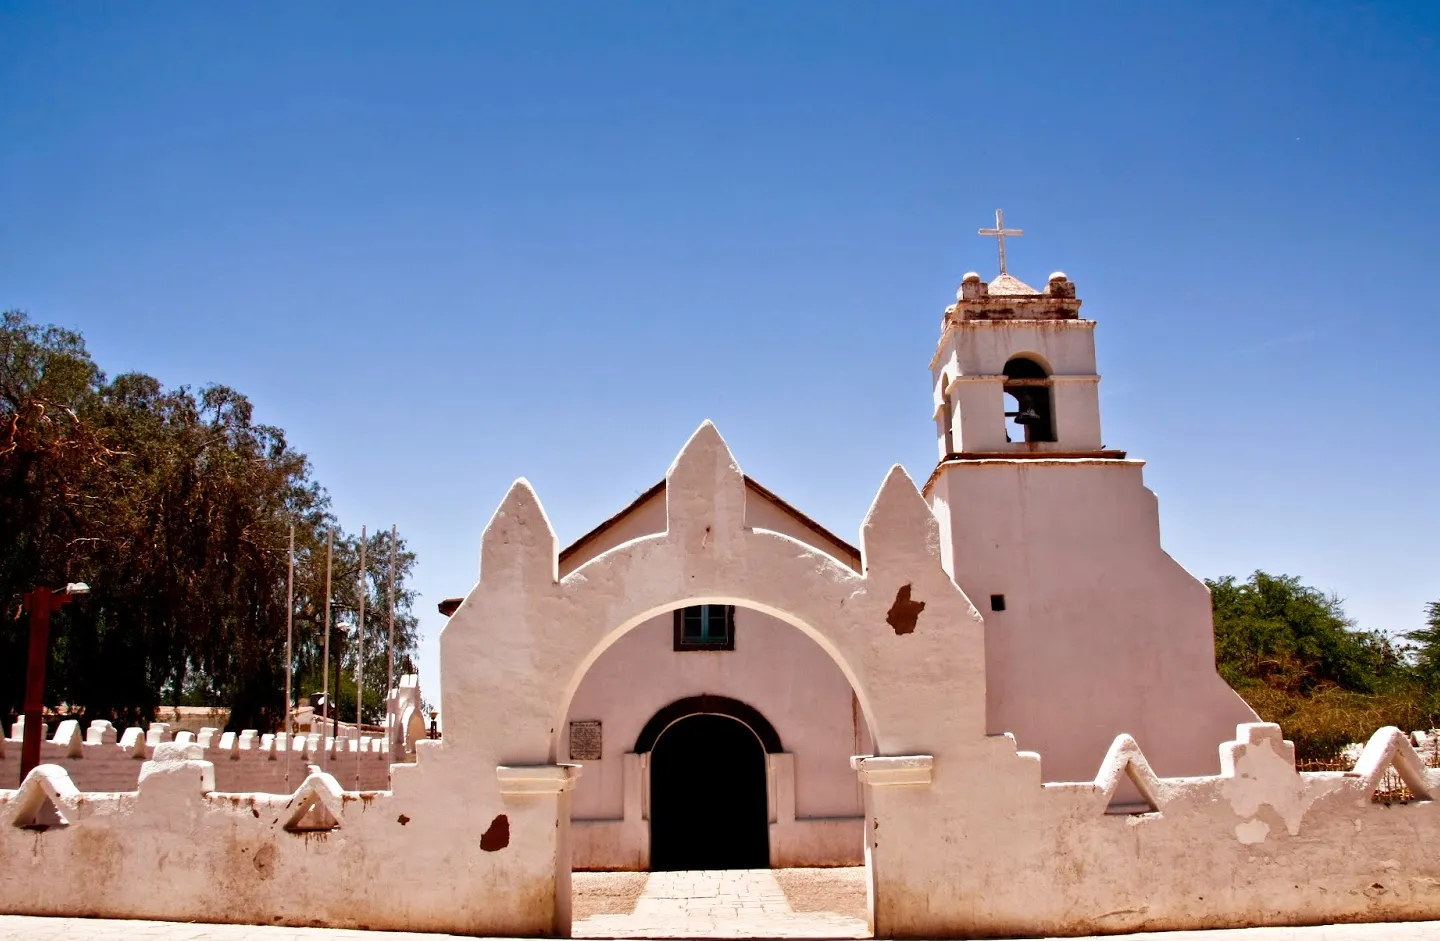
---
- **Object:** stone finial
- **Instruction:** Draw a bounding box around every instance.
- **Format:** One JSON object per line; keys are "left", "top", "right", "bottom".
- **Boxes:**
{"left": 665, "top": 420, "right": 746, "bottom": 551}
{"left": 959, "top": 272, "right": 988, "bottom": 301}
{"left": 479, "top": 478, "right": 559, "bottom": 586}
{"left": 1047, "top": 271, "right": 1076, "bottom": 298}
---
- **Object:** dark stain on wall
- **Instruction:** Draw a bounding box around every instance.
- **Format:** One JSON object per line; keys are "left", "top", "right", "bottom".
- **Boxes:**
{"left": 886, "top": 584, "right": 925, "bottom": 635}
{"left": 480, "top": 814, "right": 510, "bottom": 852}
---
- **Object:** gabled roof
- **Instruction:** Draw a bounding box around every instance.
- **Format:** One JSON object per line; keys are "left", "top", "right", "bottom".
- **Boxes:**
{"left": 438, "top": 475, "right": 860, "bottom": 616}
{"left": 557, "top": 474, "right": 859, "bottom": 569}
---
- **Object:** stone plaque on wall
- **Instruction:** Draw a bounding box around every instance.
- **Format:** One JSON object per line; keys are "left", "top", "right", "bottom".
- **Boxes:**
{"left": 569, "top": 720, "right": 602, "bottom": 761}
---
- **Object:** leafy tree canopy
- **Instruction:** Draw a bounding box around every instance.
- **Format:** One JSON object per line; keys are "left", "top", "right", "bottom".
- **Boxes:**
{"left": 0, "top": 310, "right": 418, "bottom": 732}
{"left": 1209, "top": 571, "right": 1434, "bottom": 760}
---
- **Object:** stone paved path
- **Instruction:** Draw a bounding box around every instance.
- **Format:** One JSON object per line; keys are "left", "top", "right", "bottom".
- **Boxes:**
{"left": 9, "top": 908, "right": 1440, "bottom": 940}
{"left": 573, "top": 869, "right": 869, "bottom": 939}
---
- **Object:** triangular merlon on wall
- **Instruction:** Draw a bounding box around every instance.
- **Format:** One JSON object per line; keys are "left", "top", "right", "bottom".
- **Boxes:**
{"left": 282, "top": 770, "right": 347, "bottom": 832}
{"left": 1349, "top": 726, "right": 1435, "bottom": 801}
{"left": 6, "top": 764, "right": 79, "bottom": 829}
{"left": 1093, "top": 734, "right": 1171, "bottom": 813}
{"left": 478, "top": 478, "right": 559, "bottom": 586}
{"left": 860, "top": 464, "right": 945, "bottom": 577}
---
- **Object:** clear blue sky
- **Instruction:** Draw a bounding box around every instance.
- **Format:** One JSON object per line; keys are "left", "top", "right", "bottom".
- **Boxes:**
{"left": 3, "top": 2, "right": 1437, "bottom": 705}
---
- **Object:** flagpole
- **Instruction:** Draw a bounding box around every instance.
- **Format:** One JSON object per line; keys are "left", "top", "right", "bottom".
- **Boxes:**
{"left": 386, "top": 524, "right": 397, "bottom": 710}
{"left": 355, "top": 525, "right": 366, "bottom": 788}
{"left": 321, "top": 526, "right": 333, "bottom": 767}
{"left": 284, "top": 522, "right": 295, "bottom": 787}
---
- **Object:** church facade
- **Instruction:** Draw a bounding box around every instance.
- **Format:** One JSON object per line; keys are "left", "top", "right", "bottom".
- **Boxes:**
{"left": 10, "top": 234, "right": 1439, "bottom": 939}
{"left": 446, "top": 245, "right": 1257, "bottom": 873}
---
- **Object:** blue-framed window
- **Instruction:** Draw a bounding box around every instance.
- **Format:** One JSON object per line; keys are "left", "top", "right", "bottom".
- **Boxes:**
{"left": 673, "top": 605, "right": 735, "bottom": 650}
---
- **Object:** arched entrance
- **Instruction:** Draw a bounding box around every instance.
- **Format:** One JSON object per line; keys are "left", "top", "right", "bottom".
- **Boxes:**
{"left": 649, "top": 713, "right": 770, "bottom": 870}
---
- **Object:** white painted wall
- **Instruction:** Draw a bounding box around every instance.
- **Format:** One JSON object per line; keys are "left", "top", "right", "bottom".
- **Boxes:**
{"left": 933, "top": 458, "right": 1258, "bottom": 782}
{"left": 567, "top": 609, "right": 864, "bottom": 821}
{"left": 4, "top": 423, "right": 1439, "bottom": 938}
{"left": 564, "top": 607, "right": 868, "bottom": 868}
{"left": 932, "top": 320, "right": 1104, "bottom": 455}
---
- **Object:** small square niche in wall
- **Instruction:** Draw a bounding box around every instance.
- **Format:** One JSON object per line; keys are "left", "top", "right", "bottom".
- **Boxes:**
{"left": 989, "top": 594, "right": 1006, "bottom": 612}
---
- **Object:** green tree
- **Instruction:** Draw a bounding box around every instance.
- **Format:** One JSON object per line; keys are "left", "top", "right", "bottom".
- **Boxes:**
{"left": 1209, "top": 571, "right": 1426, "bottom": 760}
{"left": 0, "top": 310, "right": 421, "bottom": 733}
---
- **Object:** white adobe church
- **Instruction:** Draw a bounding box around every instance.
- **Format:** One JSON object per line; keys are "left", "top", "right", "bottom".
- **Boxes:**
{"left": 8, "top": 216, "right": 1435, "bottom": 940}
{"left": 440, "top": 213, "right": 1258, "bottom": 873}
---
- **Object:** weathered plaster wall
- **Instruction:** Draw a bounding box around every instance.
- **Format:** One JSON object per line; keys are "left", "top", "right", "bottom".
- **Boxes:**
{"left": 4, "top": 422, "right": 1437, "bottom": 939}
{"left": 933, "top": 458, "right": 1257, "bottom": 783}
{"left": 858, "top": 723, "right": 1440, "bottom": 938}
{"left": 565, "top": 608, "right": 867, "bottom": 869}
{"left": 0, "top": 745, "right": 574, "bottom": 936}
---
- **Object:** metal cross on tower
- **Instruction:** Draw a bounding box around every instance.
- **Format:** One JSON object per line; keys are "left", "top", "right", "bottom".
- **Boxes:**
{"left": 978, "top": 209, "right": 1023, "bottom": 276}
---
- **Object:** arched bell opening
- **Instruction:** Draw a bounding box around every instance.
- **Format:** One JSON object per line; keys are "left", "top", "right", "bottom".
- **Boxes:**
{"left": 1003, "top": 355, "right": 1056, "bottom": 443}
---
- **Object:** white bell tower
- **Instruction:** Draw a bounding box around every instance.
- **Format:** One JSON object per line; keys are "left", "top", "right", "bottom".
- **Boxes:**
{"left": 930, "top": 213, "right": 1111, "bottom": 459}
{"left": 925, "top": 210, "right": 1257, "bottom": 788}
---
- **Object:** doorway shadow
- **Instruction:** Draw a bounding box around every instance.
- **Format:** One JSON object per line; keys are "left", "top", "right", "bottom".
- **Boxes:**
{"left": 649, "top": 714, "right": 769, "bottom": 870}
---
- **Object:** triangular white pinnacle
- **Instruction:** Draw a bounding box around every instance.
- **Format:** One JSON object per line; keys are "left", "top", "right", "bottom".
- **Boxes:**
{"left": 1351, "top": 726, "right": 1434, "bottom": 802}
{"left": 9, "top": 765, "right": 78, "bottom": 830}
{"left": 1094, "top": 734, "right": 1169, "bottom": 815}
{"left": 282, "top": 770, "right": 346, "bottom": 832}
{"left": 860, "top": 465, "right": 941, "bottom": 576}
{"left": 665, "top": 421, "right": 745, "bottom": 546}
{"left": 479, "top": 478, "right": 558, "bottom": 584}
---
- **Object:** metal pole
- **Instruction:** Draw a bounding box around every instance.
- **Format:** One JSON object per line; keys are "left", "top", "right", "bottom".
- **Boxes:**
{"left": 321, "top": 526, "right": 333, "bottom": 766}
{"left": 356, "top": 525, "right": 366, "bottom": 786}
{"left": 284, "top": 524, "right": 295, "bottom": 786}
{"left": 19, "top": 588, "right": 53, "bottom": 783}
{"left": 386, "top": 524, "right": 397, "bottom": 716}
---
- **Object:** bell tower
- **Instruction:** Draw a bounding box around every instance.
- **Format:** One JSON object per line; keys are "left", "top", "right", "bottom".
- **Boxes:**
{"left": 925, "top": 210, "right": 1257, "bottom": 788}
{"left": 929, "top": 219, "right": 1112, "bottom": 459}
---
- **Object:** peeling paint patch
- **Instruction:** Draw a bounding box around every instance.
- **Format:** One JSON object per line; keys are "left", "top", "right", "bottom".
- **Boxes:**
{"left": 886, "top": 584, "right": 925, "bottom": 635}
{"left": 480, "top": 814, "right": 509, "bottom": 852}
{"left": 1234, "top": 818, "right": 1270, "bottom": 844}
{"left": 1220, "top": 732, "right": 1333, "bottom": 835}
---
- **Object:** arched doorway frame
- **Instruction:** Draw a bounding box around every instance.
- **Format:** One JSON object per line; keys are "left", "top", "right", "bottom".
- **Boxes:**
{"left": 634, "top": 694, "right": 784, "bottom": 755}
{"left": 437, "top": 421, "right": 988, "bottom": 935}
{"left": 645, "top": 707, "right": 774, "bottom": 871}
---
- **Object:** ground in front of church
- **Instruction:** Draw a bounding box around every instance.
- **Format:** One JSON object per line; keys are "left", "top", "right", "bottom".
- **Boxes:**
{"left": 5, "top": 869, "right": 1440, "bottom": 940}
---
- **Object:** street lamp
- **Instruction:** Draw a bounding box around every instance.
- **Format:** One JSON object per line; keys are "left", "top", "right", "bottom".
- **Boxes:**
{"left": 19, "top": 582, "right": 90, "bottom": 783}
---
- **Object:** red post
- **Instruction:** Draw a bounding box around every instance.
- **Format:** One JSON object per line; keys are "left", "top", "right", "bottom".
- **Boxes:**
{"left": 19, "top": 587, "right": 53, "bottom": 783}
{"left": 19, "top": 587, "right": 77, "bottom": 784}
